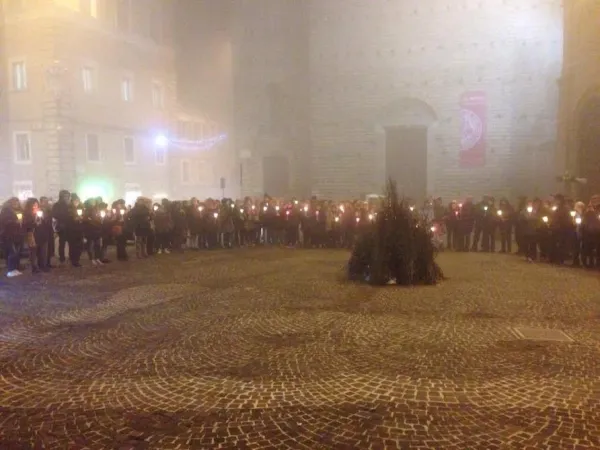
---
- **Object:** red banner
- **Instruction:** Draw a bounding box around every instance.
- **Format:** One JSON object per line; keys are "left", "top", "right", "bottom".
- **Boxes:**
{"left": 459, "top": 91, "right": 486, "bottom": 168}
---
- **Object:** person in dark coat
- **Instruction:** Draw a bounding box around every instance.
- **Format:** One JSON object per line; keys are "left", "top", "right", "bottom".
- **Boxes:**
{"left": 51, "top": 189, "right": 71, "bottom": 265}
{"left": 154, "top": 203, "right": 173, "bottom": 254}
{"left": 66, "top": 194, "right": 84, "bottom": 267}
{"left": 0, "top": 197, "right": 24, "bottom": 277}
{"left": 83, "top": 198, "right": 104, "bottom": 266}
{"left": 130, "top": 198, "right": 152, "bottom": 258}
{"left": 39, "top": 196, "right": 55, "bottom": 268}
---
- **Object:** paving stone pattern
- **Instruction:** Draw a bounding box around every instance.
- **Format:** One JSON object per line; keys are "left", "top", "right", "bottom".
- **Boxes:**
{"left": 1, "top": 249, "right": 600, "bottom": 449}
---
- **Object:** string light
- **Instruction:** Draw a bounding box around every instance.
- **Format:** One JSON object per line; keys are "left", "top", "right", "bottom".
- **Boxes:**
{"left": 168, "top": 134, "right": 227, "bottom": 151}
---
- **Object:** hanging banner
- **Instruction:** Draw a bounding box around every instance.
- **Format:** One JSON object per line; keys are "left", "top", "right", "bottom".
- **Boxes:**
{"left": 459, "top": 91, "right": 486, "bottom": 168}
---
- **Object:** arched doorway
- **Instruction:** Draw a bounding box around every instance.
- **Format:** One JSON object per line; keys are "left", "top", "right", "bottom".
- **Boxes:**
{"left": 577, "top": 95, "right": 600, "bottom": 199}
{"left": 377, "top": 98, "right": 437, "bottom": 202}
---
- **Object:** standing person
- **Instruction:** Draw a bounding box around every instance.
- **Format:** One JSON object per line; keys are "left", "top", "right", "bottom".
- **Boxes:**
{"left": 22, "top": 198, "right": 50, "bottom": 273}
{"left": 497, "top": 198, "right": 514, "bottom": 253}
{"left": 39, "top": 197, "right": 55, "bottom": 268}
{"left": 66, "top": 194, "right": 84, "bottom": 267}
{"left": 83, "top": 198, "right": 103, "bottom": 266}
{"left": 130, "top": 198, "right": 152, "bottom": 258}
{"left": 0, "top": 198, "right": 24, "bottom": 277}
{"left": 111, "top": 200, "right": 128, "bottom": 261}
{"left": 51, "top": 190, "right": 71, "bottom": 266}
{"left": 154, "top": 203, "right": 173, "bottom": 254}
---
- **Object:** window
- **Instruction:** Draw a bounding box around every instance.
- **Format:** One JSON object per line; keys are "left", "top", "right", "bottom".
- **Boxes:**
{"left": 152, "top": 82, "right": 164, "bottom": 109}
{"left": 116, "top": 0, "right": 131, "bottom": 32}
{"left": 13, "top": 181, "right": 33, "bottom": 201}
{"left": 123, "top": 137, "right": 135, "bottom": 164}
{"left": 81, "top": 0, "right": 98, "bottom": 18}
{"left": 82, "top": 66, "right": 95, "bottom": 93}
{"left": 86, "top": 134, "right": 100, "bottom": 162}
{"left": 149, "top": 8, "right": 163, "bottom": 44}
{"left": 155, "top": 147, "right": 166, "bottom": 165}
{"left": 11, "top": 60, "right": 27, "bottom": 91}
{"left": 14, "top": 132, "right": 31, "bottom": 163}
{"left": 121, "top": 77, "right": 133, "bottom": 102}
{"left": 181, "top": 160, "right": 191, "bottom": 184}
{"left": 124, "top": 183, "right": 141, "bottom": 207}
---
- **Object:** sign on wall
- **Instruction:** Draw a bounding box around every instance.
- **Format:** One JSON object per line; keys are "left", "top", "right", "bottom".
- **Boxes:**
{"left": 459, "top": 91, "right": 487, "bottom": 168}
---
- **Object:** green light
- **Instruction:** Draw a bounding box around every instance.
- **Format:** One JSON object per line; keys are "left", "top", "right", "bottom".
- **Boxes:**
{"left": 78, "top": 179, "right": 114, "bottom": 202}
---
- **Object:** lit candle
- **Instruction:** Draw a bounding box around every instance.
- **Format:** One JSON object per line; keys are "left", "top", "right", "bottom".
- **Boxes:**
{"left": 552, "top": 206, "right": 557, "bottom": 211}
{"left": 112, "top": 208, "right": 117, "bottom": 214}
{"left": 213, "top": 212, "right": 218, "bottom": 218}
{"left": 409, "top": 206, "right": 414, "bottom": 212}
{"left": 459, "top": 203, "right": 463, "bottom": 208}
{"left": 575, "top": 217, "right": 582, "bottom": 225}
{"left": 153, "top": 205, "right": 158, "bottom": 211}
{"left": 251, "top": 205, "right": 256, "bottom": 210}
{"left": 275, "top": 206, "right": 280, "bottom": 211}
{"left": 368, "top": 214, "right": 373, "bottom": 221}
{"left": 542, "top": 216, "right": 548, "bottom": 223}
{"left": 430, "top": 226, "right": 436, "bottom": 232}
{"left": 230, "top": 203, "right": 234, "bottom": 208}
{"left": 100, "top": 210, "right": 106, "bottom": 218}
{"left": 294, "top": 200, "right": 298, "bottom": 205}
{"left": 340, "top": 205, "right": 345, "bottom": 213}
{"left": 356, "top": 217, "right": 360, "bottom": 223}
{"left": 263, "top": 206, "right": 267, "bottom": 212}
{"left": 239, "top": 208, "right": 244, "bottom": 214}
{"left": 286, "top": 210, "right": 290, "bottom": 216}
{"left": 198, "top": 206, "right": 204, "bottom": 212}
{"left": 120, "top": 209, "right": 125, "bottom": 215}
{"left": 570, "top": 211, "right": 576, "bottom": 218}
{"left": 527, "top": 206, "right": 533, "bottom": 214}
{"left": 303, "top": 206, "right": 308, "bottom": 212}
{"left": 36, "top": 210, "right": 43, "bottom": 219}
{"left": 77, "top": 209, "right": 83, "bottom": 217}
{"left": 484, "top": 206, "right": 488, "bottom": 211}
{"left": 16, "top": 212, "right": 23, "bottom": 221}
{"left": 335, "top": 217, "right": 340, "bottom": 222}
{"left": 497, "top": 210, "right": 503, "bottom": 216}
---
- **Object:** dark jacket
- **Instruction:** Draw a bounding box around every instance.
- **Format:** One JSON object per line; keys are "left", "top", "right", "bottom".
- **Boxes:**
{"left": 0, "top": 207, "right": 23, "bottom": 242}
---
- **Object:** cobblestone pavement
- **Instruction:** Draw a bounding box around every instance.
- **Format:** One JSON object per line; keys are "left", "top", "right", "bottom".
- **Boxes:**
{"left": 1, "top": 249, "right": 600, "bottom": 449}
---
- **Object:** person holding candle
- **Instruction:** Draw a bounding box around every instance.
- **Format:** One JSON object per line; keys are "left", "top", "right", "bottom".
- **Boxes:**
{"left": 66, "top": 194, "right": 84, "bottom": 267}
{"left": 22, "top": 198, "right": 50, "bottom": 274}
{"left": 82, "top": 198, "right": 103, "bottom": 266}
{"left": 0, "top": 197, "right": 24, "bottom": 277}
{"left": 497, "top": 198, "right": 514, "bottom": 254}
{"left": 39, "top": 197, "right": 55, "bottom": 268}
{"left": 51, "top": 190, "right": 71, "bottom": 266}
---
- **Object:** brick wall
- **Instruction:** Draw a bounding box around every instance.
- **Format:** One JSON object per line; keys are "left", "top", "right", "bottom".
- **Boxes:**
{"left": 308, "top": 0, "right": 563, "bottom": 201}
{"left": 232, "top": 0, "right": 563, "bottom": 201}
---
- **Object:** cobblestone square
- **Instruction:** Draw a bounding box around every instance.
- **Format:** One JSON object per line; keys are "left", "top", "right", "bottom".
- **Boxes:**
{"left": 1, "top": 249, "right": 599, "bottom": 449}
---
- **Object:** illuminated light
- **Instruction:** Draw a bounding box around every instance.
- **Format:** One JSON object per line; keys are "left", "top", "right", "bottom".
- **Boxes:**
{"left": 100, "top": 210, "right": 106, "bottom": 218}
{"left": 124, "top": 190, "right": 141, "bottom": 207}
{"left": 120, "top": 209, "right": 125, "bottom": 215}
{"left": 16, "top": 212, "right": 23, "bottom": 221}
{"left": 340, "top": 205, "right": 345, "bottom": 212}
{"left": 213, "top": 212, "right": 219, "bottom": 219}
{"left": 286, "top": 210, "right": 290, "bottom": 216}
{"left": 542, "top": 216, "right": 549, "bottom": 223}
{"left": 527, "top": 206, "right": 533, "bottom": 213}
{"left": 303, "top": 206, "right": 308, "bottom": 212}
{"left": 275, "top": 206, "right": 280, "bottom": 211}
{"left": 552, "top": 206, "right": 557, "bottom": 211}
{"left": 240, "top": 208, "right": 244, "bottom": 214}
{"left": 316, "top": 211, "right": 319, "bottom": 215}
{"left": 368, "top": 214, "right": 374, "bottom": 221}
{"left": 497, "top": 210, "right": 503, "bottom": 216}
{"left": 251, "top": 205, "right": 255, "bottom": 210}
{"left": 356, "top": 217, "right": 360, "bottom": 223}
{"left": 409, "top": 206, "right": 414, "bottom": 212}
{"left": 153, "top": 205, "right": 158, "bottom": 211}
{"left": 112, "top": 208, "right": 116, "bottom": 214}
{"left": 36, "top": 211, "right": 43, "bottom": 218}
{"left": 575, "top": 217, "right": 582, "bottom": 225}
{"left": 431, "top": 226, "right": 436, "bottom": 232}
{"left": 154, "top": 134, "right": 169, "bottom": 147}
{"left": 294, "top": 200, "right": 298, "bottom": 205}
{"left": 77, "top": 209, "right": 83, "bottom": 217}
{"left": 570, "top": 211, "right": 576, "bottom": 217}
{"left": 169, "top": 133, "right": 227, "bottom": 152}
{"left": 459, "top": 203, "right": 463, "bottom": 208}
{"left": 335, "top": 217, "right": 340, "bottom": 222}
{"left": 78, "top": 180, "right": 112, "bottom": 202}
{"left": 263, "top": 206, "right": 267, "bottom": 212}
{"left": 484, "top": 206, "right": 488, "bottom": 211}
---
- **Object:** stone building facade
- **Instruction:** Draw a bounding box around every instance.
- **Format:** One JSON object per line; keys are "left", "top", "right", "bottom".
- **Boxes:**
{"left": 231, "top": 0, "right": 563, "bottom": 201}
{"left": 0, "top": 0, "right": 224, "bottom": 203}
{"left": 558, "top": 0, "right": 600, "bottom": 199}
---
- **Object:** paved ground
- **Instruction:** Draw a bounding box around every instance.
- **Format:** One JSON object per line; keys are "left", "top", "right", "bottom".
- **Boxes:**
{"left": 0, "top": 249, "right": 600, "bottom": 449}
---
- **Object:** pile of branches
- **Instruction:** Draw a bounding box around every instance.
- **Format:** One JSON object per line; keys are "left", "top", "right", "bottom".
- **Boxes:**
{"left": 348, "top": 180, "right": 444, "bottom": 286}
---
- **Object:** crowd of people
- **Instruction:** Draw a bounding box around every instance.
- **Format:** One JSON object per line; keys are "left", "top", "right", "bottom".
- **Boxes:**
{"left": 0, "top": 189, "right": 598, "bottom": 278}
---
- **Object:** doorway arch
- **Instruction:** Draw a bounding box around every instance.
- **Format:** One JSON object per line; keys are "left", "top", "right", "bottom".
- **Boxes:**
{"left": 576, "top": 91, "right": 600, "bottom": 199}
{"left": 376, "top": 98, "right": 437, "bottom": 202}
